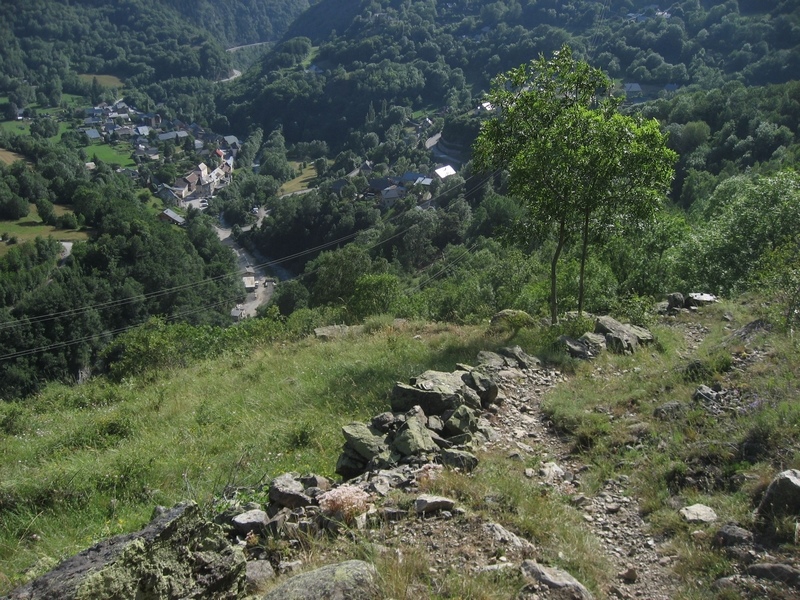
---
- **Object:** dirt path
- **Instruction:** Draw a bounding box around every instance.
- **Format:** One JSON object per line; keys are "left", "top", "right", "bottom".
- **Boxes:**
{"left": 486, "top": 364, "right": 682, "bottom": 599}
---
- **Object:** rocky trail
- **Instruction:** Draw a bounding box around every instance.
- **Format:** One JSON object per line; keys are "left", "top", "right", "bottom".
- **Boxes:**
{"left": 340, "top": 344, "right": 685, "bottom": 600}
{"left": 478, "top": 351, "right": 681, "bottom": 599}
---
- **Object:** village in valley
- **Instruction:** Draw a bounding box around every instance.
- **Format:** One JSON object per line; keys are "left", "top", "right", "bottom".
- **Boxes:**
{"left": 78, "top": 99, "right": 239, "bottom": 222}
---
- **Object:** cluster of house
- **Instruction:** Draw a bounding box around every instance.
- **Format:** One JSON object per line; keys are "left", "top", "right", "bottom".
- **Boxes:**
{"left": 82, "top": 100, "right": 240, "bottom": 164}
{"left": 156, "top": 158, "right": 235, "bottom": 206}
{"left": 80, "top": 100, "right": 243, "bottom": 223}
{"left": 342, "top": 160, "right": 457, "bottom": 210}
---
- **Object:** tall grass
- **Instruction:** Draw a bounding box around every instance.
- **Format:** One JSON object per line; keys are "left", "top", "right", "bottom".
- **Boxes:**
{"left": 0, "top": 323, "right": 491, "bottom": 591}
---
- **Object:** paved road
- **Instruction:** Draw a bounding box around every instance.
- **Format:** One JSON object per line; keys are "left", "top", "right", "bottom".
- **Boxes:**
{"left": 226, "top": 41, "right": 272, "bottom": 52}
{"left": 217, "top": 69, "right": 242, "bottom": 83}
{"left": 215, "top": 224, "right": 273, "bottom": 318}
{"left": 214, "top": 208, "right": 296, "bottom": 317}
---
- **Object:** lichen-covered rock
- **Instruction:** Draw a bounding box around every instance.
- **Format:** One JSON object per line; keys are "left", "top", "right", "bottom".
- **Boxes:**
{"left": 713, "top": 524, "right": 753, "bottom": 547}
{"left": 270, "top": 473, "right": 312, "bottom": 509}
{"left": 392, "top": 414, "right": 437, "bottom": 457}
{"left": 443, "top": 405, "right": 477, "bottom": 437}
{"left": 390, "top": 381, "right": 462, "bottom": 416}
{"left": 231, "top": 509, "right": 269, "bottom": 536}
{"left": 476, "top": 418, "right": 500, "bottom": 443}
{"left": 246, "top": 560, "right": 276, "bottom": 594}
{"left": 520, "top": 560, "right": 593, "bottom": 600}
{"left": 746, "top": 563, "right": 800, "bottom": 587}
{"left": 342, "top": 422, "right": 388, "bottom": 461}
{"left": 440, "top": 448, "right": 479, "bottom": 472}
{"left": 414, "top": 494, "right": 456, "bottom": 514}
{"left": 579, "top": 332, "right": 607, "bottom": 354}
{"left": 594, "top": 315, "right": 650, "bottom": 354}
{"left": 7, "top": 503, "right": 245, "bottom": 600}
{"left": 484, "top": 523, "right": 535, "bottom": 551}
{"left": 261, "top": 560, "right": 378, "bottom": 600}
{"left": 498, "top": 346, "right": 541, "bottom": 370}
{"left": 680, "top": 503, "right": 718, "bottom": 523}
{"left": 476, "top": 351, "right": 507, "bottom": 369}
{"left": 467, "top": 370, "right": 499, "bottom": 405}
{"left": 557, "top": 335, "right": 591, "bottom": 359}
{"left": 335, "top": 446, "right": 367, "bottom": 480}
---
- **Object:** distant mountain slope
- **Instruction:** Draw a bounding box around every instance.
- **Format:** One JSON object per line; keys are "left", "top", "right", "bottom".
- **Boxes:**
{"left": 280, "top": 0, "right": 362, "bottom": 44}
{"left": 164, "top": 0, "right": 319, "bottom": 47}
{"left": 224, "top": 0, "right": 800, "bottom": 147}
{"left": 0, "top": 0, "right": 319, "bottom": 92}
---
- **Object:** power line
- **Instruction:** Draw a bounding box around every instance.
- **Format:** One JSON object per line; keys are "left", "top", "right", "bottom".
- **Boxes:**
{"left": 0, "top": 169, "right": 496, "bottom": 335}
{"left": 0, "top": 170, "right": 499, "bottom": 362}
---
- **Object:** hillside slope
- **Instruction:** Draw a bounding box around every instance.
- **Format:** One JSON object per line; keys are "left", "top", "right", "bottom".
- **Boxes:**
{"left": 165, "top": 0, "right": 318, "bottom": 47}
{"left": 2, "top": 301, "right": 799, "bottom": 598}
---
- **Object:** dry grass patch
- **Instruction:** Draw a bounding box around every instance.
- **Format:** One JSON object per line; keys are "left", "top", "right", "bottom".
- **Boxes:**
{"left": 0, "top": 148, "right": 25, "bottom": 165}
{"left": 78, "top": 74, "right": 124, "bottom": 88}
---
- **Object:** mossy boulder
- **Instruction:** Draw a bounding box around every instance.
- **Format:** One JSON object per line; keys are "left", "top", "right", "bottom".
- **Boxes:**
{"left": 7, "top": 503, "right": 246, "bottom": 600}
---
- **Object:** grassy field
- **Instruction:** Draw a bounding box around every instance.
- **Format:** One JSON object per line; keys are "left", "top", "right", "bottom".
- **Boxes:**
{"left": 62, "top": 93, "right": 86, "bottom": 108}
{"left": 0, "top": 148, "right": 25, "bottom": 165}
{"left": 0, "top": 204, "right": 88, "bottom": 257}
{"left": 0, "top": 120, "right": 31, "bottom": 136}
{"left": 78, "top": 74, "right": 125, "bottom": 88}
{"left": 82, "top": 142, "right": 135, "bottom": 167}
{"left": 280, "top": 162, "right": 317, "bottom": 194}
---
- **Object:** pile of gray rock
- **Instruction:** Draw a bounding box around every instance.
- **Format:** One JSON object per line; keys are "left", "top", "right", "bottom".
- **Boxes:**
{"left": 661, "top": 291, "right": 719, "bottom": 314}
{"left": 557, "top": 314, "right": 654, "bottom": 359}
{"left": 335, "top": 349, "right": 537, "bottom": 479}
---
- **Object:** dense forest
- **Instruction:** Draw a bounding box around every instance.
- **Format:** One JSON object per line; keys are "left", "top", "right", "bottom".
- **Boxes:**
{"left": 0, "top": 0, "right": 315, "bottom": 104}
{"left": 0, "top": 131, "right": 243, "bottom": 398}
{"left": 0, "top": 0, "right": 799, "bottom": 398}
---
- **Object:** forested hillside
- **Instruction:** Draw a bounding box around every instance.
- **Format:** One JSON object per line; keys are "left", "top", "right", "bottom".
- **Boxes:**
{"left": 223, "top": 0, "right": 800, "bottom": 143}
{"left": 166, "top": 0, "right": 318, "bottom": 47}
{"left": 0, "top": 0, "right": 799, "bottom": 399}
{"left": 210, "top": 0, "right": 800, "bottom": 337}
{"left": 0, "top": 0, "right": 314, "bottom": 99}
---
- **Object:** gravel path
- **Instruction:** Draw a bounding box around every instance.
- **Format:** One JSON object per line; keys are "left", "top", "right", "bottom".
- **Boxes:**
{"left": 485, "top": 364, "right": 682, "bottom": 599}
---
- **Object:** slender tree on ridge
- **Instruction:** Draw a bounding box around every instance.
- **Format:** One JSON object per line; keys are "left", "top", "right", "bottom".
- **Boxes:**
{"left": 474, "top": 45, "right": 676, "bottom": 323}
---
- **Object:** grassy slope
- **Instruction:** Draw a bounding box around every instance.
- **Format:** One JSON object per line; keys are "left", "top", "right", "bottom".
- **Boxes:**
{"left": 82, "top": 142, "right": 136, "bottom": 167}
{"left": 0, "top": 322, "right": 492, "bottom": 590}
{"left": 280, "top": 162, "right": 317, "bottom": 194}
{"left": 0, "top": 205, "right": 88, "bottom": 257}
{"left": 1, "top": 302, "right": 798, "bottom": 596}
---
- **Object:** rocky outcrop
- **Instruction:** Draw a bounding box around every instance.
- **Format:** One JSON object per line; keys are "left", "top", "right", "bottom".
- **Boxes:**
{"left": 680, "top": 503, "right": 718, "bottom": 524}
{"left": 595, "top": 315, "right": 653, "bottom": 354}
{"left": 520, "top": 560, "right": 594, "bottom": 600}
{"left": 7, "top": 503, "right": 246, "bottom": 600}
{"left": 6, "top": 348, "right": 546, "bottom": 600}
{"left": 555, "top": 316, "right": 653, "bottom": 359}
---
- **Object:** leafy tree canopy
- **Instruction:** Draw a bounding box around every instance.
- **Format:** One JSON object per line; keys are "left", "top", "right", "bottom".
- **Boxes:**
{"left": 474, "top": 45, "right": 676, "bottom": 322}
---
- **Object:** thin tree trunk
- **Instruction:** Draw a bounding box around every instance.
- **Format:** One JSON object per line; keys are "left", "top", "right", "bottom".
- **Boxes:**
{"left": 578, "top": 209, "right": 590, "bottom": 316}
{"left": 550, "top": 219, "right": 566, "bottom": 324}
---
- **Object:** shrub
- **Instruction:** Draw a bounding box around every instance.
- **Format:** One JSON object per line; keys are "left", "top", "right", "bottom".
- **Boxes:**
{"left": 318, "top": 485, "right": 371, "bottom": 524}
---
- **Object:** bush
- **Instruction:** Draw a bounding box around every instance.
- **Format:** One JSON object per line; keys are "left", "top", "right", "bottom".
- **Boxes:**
{"left": 318, "top": 485, "right": 371, "bottom": 525}
{"left": 57, "top": 212, "right": 79, "bottom": 230}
